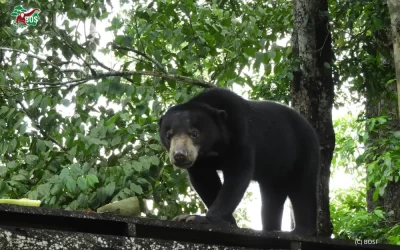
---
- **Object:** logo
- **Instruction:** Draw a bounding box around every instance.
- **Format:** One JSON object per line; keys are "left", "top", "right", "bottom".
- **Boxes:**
{"left": 11, "top": 5, "right": 41, "bottom": 28}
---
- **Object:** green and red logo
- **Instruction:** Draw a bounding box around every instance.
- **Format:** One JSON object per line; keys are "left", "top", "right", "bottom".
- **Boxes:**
{"left": 11, "top": 5, "right": 41, "bottom": 28}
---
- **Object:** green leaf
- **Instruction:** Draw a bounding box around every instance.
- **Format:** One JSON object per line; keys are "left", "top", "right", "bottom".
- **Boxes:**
{"left": 6, "top": 161, "right": 17, "bottom": 169}
{"left": 70, "top": 163, "right": 84, "bottom": 177}
{"left": 0, "top": 73, "right": 5, "bottom": 85}
{"left": 105, "top": 114, "right": 119, "bottom": 126}
{"left": 9, "top": 138, "right": 17, "bottom": 152}
{"left": 149, "top": 144, "right": 162, "bottom": 151}
{"left": 0, "top": 180, "right": 11, "bottom": 197}
{"left": 32, "top": 95, "right": 43, "bottom": 108}
{"left": 77, "top": 176, "right": 87, "bottom": 191}
{"left": 373, "top": 189, "right": 379, "bottom": 201}
{"left": 25, "top": 155, "right": 39, "bottom": 165}
{"left": 61, "top": 99, "right": 71, "bottom": 107}
{"left": 89, "top": 138, "right": 108, "bottom": 145}
{"left": 12, "top": 175, "right": 27, "bottom": 181}
{"left": 123, "top": 163, "right": 133, "bottom": 176}
{"left": 49, "top": 196, "right": 57, "bottom": 206}
{"left": 386, "top": 79, "right": 396, "bottom": 85}
{"left": 127, "top": 124, "right": 141, "bottom": 134}
{"left": 137, "top": 178, "right": 149, "bottom": 185}
{"left": 111, "top": 136, "right": 121, "bottom": 146}
{"left": 130, "top": 183, "right": 143, "bottom": 195}
{"left": 150, "top": 155, "right": 160, "bottom": 166}
{"left": 50, "top": 183, "right": 62, "bottom": 195}
{"left": 28, "top": 190, "right": 38, "bottom": 200}
{"left": 267, "top": 50, "right": 276, "bottom": 59}
{"left": 254, "top": 52, "right": 264, "bottom": 70}
{"left": 384, "top": 154, "right": 392, "bottom": 167}
{"left": 6, "top": 108, "right": 15, "bottom": 120}
{"left": 132, "top": 161, "right": 142, "bottom": 172}
{"left": 66, "top": 177, "right": 76, "bottom": 193}
{"left": 373, "top": 18, "right": 382, "bottom": 30}
{"left": 0, "top": 166, "right": 6, "bottom": 177}
{"left": 96, "top": 188, "right": 107, "bottom": 203}
{"left": 40, "top": 97, "right": 49, "bottom": 110}
{"left": 69, "top": 146, "right": 77, "bottom": 157}
{"left": 243, "top": 47, "right": 256, "bottom": 57}
{"left": 19, "top": 123, "right": 27, "bottom": 134}
{"left": 36, "top": 140, "right": 46, "bottom": 152}
{"left": 0, "top": 143, "right": 7, "bottom": 155}
{"left": 110, "top": 17, "right": 123, "bottom": 29}
{"left": 77, "top": 194, "right": 88, "bottom": 208}
{"left": 86, "top": 174, "right": 99, "bottom": 188}
{"left": 0, "top": 106, "right": 9, "bottom": 115}
{"left": 37, "top": 183, "right": 51, "bottom": 197}
{"left": 105, "top": 182, "right": 115, "bottom": 196}
{"left": 60, "top": 168, "right": 70, "bottom": 180}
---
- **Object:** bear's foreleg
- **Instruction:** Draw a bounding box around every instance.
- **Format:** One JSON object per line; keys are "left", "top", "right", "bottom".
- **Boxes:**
{"left": 205, "top": 147, "right": 254, "bottom": 226}
{"left": 172, "top": 167, "right": 236, "bottom": 226}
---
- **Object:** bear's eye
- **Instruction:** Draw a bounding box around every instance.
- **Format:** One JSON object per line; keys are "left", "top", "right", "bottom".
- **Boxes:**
{"left": 166, "top": 132, "right": 173, "bottom": 141}
{"left": 190, "top": 130, "right": 199, "bottom": 138}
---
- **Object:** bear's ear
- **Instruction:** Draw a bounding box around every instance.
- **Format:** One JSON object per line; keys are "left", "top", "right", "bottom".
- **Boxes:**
{"left": 216, "top": 109, "right": 227, "bottom": 121}
{"left": 158, "top": 116, "right": 163, "bottom": 127}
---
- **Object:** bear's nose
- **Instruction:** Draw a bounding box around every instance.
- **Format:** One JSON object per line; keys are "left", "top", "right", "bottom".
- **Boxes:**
{"left": 173, "top": 150, "right": 187, "bottom": 163}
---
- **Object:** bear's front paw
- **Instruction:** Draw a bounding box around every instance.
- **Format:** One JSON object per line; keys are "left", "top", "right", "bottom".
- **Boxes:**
{"left": 172, "top": 214, "right": 237, "bottom": 228}
{"left": 172, "top": 214, "right": 210, "bottom": 224}
{"left": 207, "top": 216, "right": 237, "bottom": 228}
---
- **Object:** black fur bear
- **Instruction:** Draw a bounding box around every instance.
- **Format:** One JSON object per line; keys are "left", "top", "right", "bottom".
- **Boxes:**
{"left": 158, "top": 87, "right": 320, "bottom": 236}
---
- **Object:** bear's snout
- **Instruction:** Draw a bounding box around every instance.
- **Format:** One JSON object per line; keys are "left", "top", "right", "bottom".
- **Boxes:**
{"left": 173, "top": 149, "right": 188, "bottom": 163}
{"left": 168, "top": 134, "right": 199, "bottom": 169}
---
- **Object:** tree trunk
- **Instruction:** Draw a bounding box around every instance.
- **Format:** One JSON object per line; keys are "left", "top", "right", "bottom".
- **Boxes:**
{"left": 291, "top": 0, "right": 335, "bottom": 236}
{"left": 387, "top": 0, "right": 400, "bottom": 118}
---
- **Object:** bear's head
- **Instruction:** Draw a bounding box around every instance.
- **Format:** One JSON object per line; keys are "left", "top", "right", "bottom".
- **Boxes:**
{"left": 158, "top": 102, "right": 227, "bottom": 169}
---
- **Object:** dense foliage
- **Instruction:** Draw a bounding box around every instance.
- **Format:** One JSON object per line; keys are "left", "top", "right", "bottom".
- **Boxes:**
{"left": 331, "top": 115, "right": 400, "bottom": 244}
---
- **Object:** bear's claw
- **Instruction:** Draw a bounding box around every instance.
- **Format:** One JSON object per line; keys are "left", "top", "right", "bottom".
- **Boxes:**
{"left": 172, "top": 214, "right": 210, "bottom": 224}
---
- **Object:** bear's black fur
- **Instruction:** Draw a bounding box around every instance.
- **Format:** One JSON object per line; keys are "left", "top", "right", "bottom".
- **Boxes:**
{"left": 158, "top": 87, "right": 320, "bottom": 236}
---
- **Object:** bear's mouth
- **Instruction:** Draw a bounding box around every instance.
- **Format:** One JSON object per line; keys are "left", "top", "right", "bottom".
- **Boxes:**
{"left": 173, "top": 161, "right": 194, "bottom": 169}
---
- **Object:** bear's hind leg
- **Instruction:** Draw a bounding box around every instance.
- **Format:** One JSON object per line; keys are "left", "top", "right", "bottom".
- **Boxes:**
{"left": 288, "top": 180, "right": 317, "bottom": 236}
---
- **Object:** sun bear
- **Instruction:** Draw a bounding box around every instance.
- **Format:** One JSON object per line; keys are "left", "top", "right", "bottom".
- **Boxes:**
{"left": 158, "top": 87, "right": 320, "bottom": 236}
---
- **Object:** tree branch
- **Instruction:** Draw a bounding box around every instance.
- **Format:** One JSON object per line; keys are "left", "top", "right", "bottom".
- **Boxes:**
{"left": 26, "top": 71, "right": 214, "bottom": 89}
{"left": 89, "top": 53, "right": 135, "bottom": 84}
{"left": 0, "top": 47, "right": 60, "bottom": 70}
{"left": 112, "top": 44, "right": 168, "bottom": 74}
{"left": 14, "top": 98, "right": 66, "bottom": 151}
{"left": 51, "top": 26, "right": 98, "bottom": 77}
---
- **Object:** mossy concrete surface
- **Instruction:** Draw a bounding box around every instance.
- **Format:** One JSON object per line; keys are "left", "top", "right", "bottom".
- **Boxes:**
{"left": 0, "top": 204, "right": 399, "bottom": 250}
{"left": 0, "top": 227, "right": 257, "bottom": 250}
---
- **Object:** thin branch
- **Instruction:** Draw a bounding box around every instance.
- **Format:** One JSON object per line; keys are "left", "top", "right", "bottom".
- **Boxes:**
{"left": 0, "top": 47, "right": 60, "bottom": 69}
{"left": 90, "top": 53, "right": 135, "bottom": 84}
{"left": 13, "top": 70, "right": 212, "bottom": 92}
{"left": 51, "top": 26, "right": 97, "bottom": 76}
{"left": 112, "top": 44, "right": 167, "bottom": 74}
{"left": 182, "top": 9, "right": 204, "bottom": 78}
{"left": 13, "top": 98, "right": 66, "bottom": 151}
{"left": 2, "top": 70, "right": 213, "bottom": 97}
{"left": 51, "top": 27, "right": 135, "bottom": 85}
{"left": 0, "top": 79, "right": 67, "bottom": 151}
{"left": 77, "top": 71, "right": 214, "bottom": 88}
